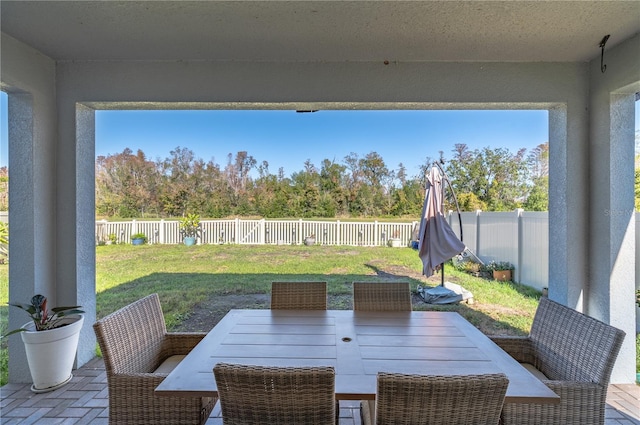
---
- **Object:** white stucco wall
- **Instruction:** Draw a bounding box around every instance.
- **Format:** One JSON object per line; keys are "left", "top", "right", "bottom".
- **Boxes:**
{"left": 1, "top": 33, "right": 60, "bottom": 383}
{"left": 2, "top": 29, "right": 638, "bottom": 383}
{"left": 588, "top": 33, "right": 640, "bottom": 383}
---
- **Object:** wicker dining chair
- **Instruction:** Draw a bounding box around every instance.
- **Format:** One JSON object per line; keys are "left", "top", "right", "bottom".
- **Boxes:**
{"left": 353, "top": 281, "right": 413, "bottom": 419}
{"left": 213, "top": 362, "right": 337, "bottom": 425}
{"left": 361, "top": 372, "right": 509, "bottom": 425}
{"left": 490, "top": 296, "right": 625, "bottom": 425}
{"left": 352, "top": 281, "right": 412, "bottom": 311}
{"left": 271, "top": 281, "right": 328, "bottom": 310}
{"left": 93, "top": 293, "right": 216, "bottom": 425}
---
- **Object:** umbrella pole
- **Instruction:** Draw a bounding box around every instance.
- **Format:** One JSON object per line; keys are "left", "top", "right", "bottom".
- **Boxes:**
{"left": 440, "top": 262, "right": 445, "bottom": 286}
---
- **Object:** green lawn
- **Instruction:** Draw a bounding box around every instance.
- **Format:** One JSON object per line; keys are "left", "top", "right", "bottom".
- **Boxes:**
{"left": 1, "top": 243, "right": 637, "bottom": 386}
{"left": 91, "top": 244, "right": 541, "bottom": 331}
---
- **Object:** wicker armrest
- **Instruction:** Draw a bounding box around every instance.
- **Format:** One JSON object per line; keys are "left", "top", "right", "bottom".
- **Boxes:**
{"left": 490, "top": 335, "right": 537, "bottom": 364}
{"left": 543, "top": 380, "right": 606, "bottom": 411}
{"left": 162, "top": 332, "right": 206, "bottom": 356}
{"left": 109, "top": 371, "right": 216, "bottom": 424}
{"left": 502, "top": 380, "right": 606, "bottom": 425}
{"left": 543, "top": 380, "right": 603, "bottom": 392}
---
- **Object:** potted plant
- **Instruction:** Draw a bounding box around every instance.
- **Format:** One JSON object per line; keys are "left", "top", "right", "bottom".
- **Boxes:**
{"left": 131, "top": 232, "right": 147, "bottom": 245}
{"left": 106, "top": 232, "right": 118, "bottom": 245}
{"left": 387, "top": 230, "right": 402, "bottom": 247}
{"left": 454, "top": 259, "right": 482, "bottom": 277}
{"left": 3, "top": 294, "right": 84, "bottom": 392}
{"left": 303, "top": 233, "right": 316, "bottom": 246}
{"left": 179, "top": 213, "right": 200, "bottom": 246}
{"left": 484, "top": 261, "right": 514, "bottom": 281}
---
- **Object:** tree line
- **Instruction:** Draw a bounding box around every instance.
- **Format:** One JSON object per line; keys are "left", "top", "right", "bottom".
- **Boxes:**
{"left": 94, "top": 143, "right": 549, "bottom": 219}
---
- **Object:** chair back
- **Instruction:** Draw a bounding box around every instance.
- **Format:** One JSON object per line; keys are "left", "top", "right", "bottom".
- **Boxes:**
{"left": 93, "top": 293, "right": 167, "bottom": 375}
{"left": 529, "top": 297, "right": 625, "bottom": 385}
{"left": 375, "top": 372, "right": 508, "bottom": 425}
{"left": 213, "top": 362, "right": 336, "bottom": 425}
{"left": 353, "top": 281, "right": 412, "bottom": 311}
{"left": 271, "top": 281, "right": 327, "bottom": 310}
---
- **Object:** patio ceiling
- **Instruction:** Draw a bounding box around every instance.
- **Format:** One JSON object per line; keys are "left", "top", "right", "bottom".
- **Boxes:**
{"left": 1, "top": 1, "right": 639, "bottom": 63}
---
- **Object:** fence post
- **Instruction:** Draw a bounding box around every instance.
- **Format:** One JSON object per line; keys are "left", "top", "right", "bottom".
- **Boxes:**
{"left": 516, "top": 208, "right": 524, "bottom": 283}
{"left": 235, "top": 218, "right": 240, "bottom": 244}
{"left": 260, "top": 219, "right": 265, "bottom": 245}
{"left": 374, "top": 221, "right": 379, "bottom": 246}
{"left": 159, "top": 219, "right": 165, "bottom": 244}
{"left": 336, "top": 220, "right": 341, "bottom": 246}
{"left": 475, "top": 210, "right": 482, "bottom": 257}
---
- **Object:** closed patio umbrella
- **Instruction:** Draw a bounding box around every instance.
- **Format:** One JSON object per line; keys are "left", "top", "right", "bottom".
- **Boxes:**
{"left": 418, "top": 165, "right": 465, "bottom": 279}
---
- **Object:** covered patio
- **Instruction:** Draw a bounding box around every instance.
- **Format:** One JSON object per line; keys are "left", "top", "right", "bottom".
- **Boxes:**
{"left": 1, "top": 0, "right": 639, "bottom": 389}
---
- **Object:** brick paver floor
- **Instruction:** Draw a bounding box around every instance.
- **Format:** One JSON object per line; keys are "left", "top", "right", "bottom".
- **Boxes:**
{"left": 1, "top": 357, "right": 638, "bottom": 424}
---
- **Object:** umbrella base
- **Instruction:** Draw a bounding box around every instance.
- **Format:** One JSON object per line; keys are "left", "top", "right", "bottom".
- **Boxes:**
{"left": 417, "top": 281, "right": 473, "bottom": 305}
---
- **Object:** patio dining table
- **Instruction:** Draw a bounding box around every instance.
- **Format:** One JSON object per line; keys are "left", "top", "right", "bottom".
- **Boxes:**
{"left": 155, "top": 309, "right": 559, "bottom": 404}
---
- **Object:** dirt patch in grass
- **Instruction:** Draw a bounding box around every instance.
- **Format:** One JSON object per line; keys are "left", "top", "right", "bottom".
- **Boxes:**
{"left": 170, "top": 259, "right": 531, "bottom": 337}
{"left": 172, "top": 293, "right": 353, "bottom": 332}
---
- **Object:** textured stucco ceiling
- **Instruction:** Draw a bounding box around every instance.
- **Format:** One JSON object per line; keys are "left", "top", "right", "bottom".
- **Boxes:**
{"left": 1, "top": 1, "right": 639, "bottom": 63}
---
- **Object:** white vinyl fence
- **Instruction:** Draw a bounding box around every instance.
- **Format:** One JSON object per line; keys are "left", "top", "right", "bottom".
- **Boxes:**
{"left": 448, "top": 210, "right": 549, "bottom": 291}
{"left": 95, "top": 218, "right": 417, "bottom": 248}
{"left": 95, "top": 212, "right": 550, "bottom": 290}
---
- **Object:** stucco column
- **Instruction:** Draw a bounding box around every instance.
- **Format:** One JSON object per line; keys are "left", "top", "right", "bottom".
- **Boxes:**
{"left": 588, "top": 34, "right": 640, "bottom": 383}
{"left": 548, "top": 99, "right": 590, "bottom": 311}
{"left": 6, "top": 93, "right": 37, "bottom": 383}
{"left": 3, "top": 34, "right": 59, "bottom": 383}
{"left": 589, "top": 90, "right": 637, "bottom": 384}
{"left": 54, "top": 95, "right": 97, "bottom": 367}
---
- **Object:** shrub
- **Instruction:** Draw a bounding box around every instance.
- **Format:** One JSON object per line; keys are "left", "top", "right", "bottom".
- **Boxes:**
{"left": 131, "top": 233, "right": 147, "bottom": 243}
{"left": 179, "top": 213, "right": 201, "bottom": 238}
{"left": 482, "top": 261, "right": 514, "bottom": 272}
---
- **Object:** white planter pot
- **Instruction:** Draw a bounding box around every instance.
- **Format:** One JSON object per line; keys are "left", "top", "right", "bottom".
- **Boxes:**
{"left": 387, "top": 238, "right": 403, "bottom": 248}
{"left": 20, "top": 315, "right": 84, "bottom": 393}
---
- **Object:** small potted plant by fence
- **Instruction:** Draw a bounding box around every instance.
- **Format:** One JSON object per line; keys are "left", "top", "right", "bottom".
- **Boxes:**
{"left": 304, "top": 233, "right": 316, "bottom": 246}
{"left": 106, "top": 233, "right": 118, "bottom": 245}
{"left": 131, "top": 232, "right": 147, "bottom": 245}
{"left": 485, "top": 261, "right": 514, "bottom": 282}
{"left": 387, "top": 230, "right": 403, "bottom": 248}
{"left": 453, "top": 259, "right": 482, "bottom": 277}
{"left": 3, "top": 294, "right": 84, "bottom": 393}
{"left": 179, "top": 213, "right": 200, "bottom": 246}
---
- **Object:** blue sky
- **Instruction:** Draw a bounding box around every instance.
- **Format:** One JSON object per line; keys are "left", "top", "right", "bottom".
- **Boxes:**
{"left": 1, "top": 92, "right": 639, "bottom": 177}
{"left": 94, "top": 108, "right": 550, "bottom": 178}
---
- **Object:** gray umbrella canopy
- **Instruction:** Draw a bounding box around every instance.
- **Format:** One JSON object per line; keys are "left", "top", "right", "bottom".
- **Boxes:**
{"left": 418, "top": 166, "right": 465, "bottom": 277}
